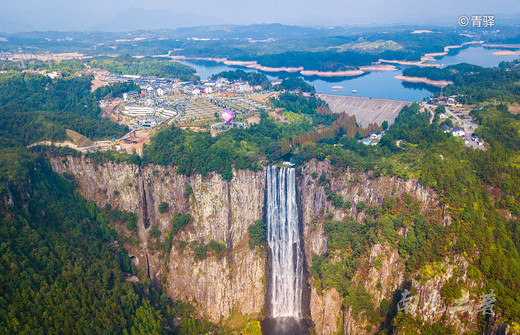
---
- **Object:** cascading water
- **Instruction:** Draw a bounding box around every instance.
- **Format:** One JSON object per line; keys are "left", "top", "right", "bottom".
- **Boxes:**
{"left": 266, "top": 165, "right": 304, "bottom": 319}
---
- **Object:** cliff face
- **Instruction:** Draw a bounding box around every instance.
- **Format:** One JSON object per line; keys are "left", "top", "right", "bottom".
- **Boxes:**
{"left": 48, "top": 155, "right": 266, "bottom": 323}
{"left": 298, "top": 160, "right": 482, "bottom": 335}
{"left": 299, "top": 160, "right": 443, "bottom": 272}
{"left": 49, "top": 155, "right": 497, "bottom": 334}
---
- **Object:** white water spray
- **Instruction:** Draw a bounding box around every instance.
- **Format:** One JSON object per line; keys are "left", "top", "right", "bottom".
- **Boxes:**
{"left": 266, "top": 166, "right": 303, "bottom": 318}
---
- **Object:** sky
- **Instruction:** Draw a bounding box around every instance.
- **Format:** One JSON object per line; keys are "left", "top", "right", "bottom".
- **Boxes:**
{"left": 1, "top": 0, "right": 520, "bottom": 31}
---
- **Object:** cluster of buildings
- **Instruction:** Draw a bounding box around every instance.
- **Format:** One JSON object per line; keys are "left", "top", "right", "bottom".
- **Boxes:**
{"left": 115, "top": 90, "right": 268, "bottom": 131}
{"left": 360, "top": 132, "right": 383, "bottom": 145}
{"left": 181, "top": 78, "right": 260, "bottom": 96}
{"left": 428, "top": 95, "right": 486, "bottom": 149}
{"left": 95, "top": 70, "right": 274, "bottom": 130}
{"left": 112, "top": 72, "right": 271, "bottom": 128}
{"left": 430, "top": 95, "right": 463, "bottom": 108}
{"left": 96, "top": 70, "right": 270, "bottom": 99}
{"left": 441, "top": 125, "right": 465, "bottom": 136}
{"left": 440, "top": 125, "right": 484, "bottom": 146}
{"left": 471, "top": 134, "right": 485, "bottom": 146}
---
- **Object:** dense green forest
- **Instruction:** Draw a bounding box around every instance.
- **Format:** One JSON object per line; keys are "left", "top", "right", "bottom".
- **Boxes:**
{"left": 276, "top": 77, "right": 315, "bottom": 93}
{"left": 2, "top": 55, "right": 198, "bottom": 81}
{"left": 210, "top": 69, "right": 272, "bottom": 89}
{"left": 0, "top": 139, "right": 221, "bottom": 334}
{"left": 88, "top": 56, "right": 198, "bottom": 81}
{"left": 2, "top": 49, "right": 520, "bottom": 332}
{"left": 210, "top": 69, "right": 315, "bottom": 92}
{"left": 402, "top": 62, "right": 520, "bottom": 104}
{"left": 162, "top": 29, "right": 471, "bottom": 71}
{"left": 94, "top": 81, "right": 141, "bottom": 100}
{"left": 252, "top": 50, "right": 417, "bottom": 71}
{"left": 0, "top": 71, "right": 128, "bottom": 144}
{"left": 0, "top": 68, "right": 219, "bottom": 333}
{"left": 0, "top": 147, "right": 162, "bottom": 334}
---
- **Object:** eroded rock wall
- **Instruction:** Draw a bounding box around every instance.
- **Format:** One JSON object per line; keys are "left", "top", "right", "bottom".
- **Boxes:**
{"left": 49, "top": 155, "right": 266, "bottom": 323}
{"left": 49, "top": 155, "right": 496, "bottom": 334}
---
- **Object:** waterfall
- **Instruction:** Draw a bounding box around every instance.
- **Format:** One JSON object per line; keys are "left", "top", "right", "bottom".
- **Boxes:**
{"left": 266, "top": 165, "right": 303, "bottom": 319}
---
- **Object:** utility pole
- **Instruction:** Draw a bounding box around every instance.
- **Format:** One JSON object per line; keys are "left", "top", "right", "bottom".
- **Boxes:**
{"left": 19, "top": 48, "right": 25, "bottom": 69}
{"left": 440, "top": 64, "right": 444, "bottom": 97}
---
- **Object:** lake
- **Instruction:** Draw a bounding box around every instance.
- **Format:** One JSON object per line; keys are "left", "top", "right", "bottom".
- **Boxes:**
{"left": 179, "top": 46, "right": 519, "bottom": 102}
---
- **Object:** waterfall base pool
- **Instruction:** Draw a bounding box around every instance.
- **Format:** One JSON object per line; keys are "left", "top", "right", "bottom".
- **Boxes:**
{"left": 261, "top": 317, "right": 310, "bottom": 335}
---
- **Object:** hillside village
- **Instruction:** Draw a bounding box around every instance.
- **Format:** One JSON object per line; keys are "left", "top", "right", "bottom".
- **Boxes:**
{"left": 43, "top": 67, "right": 284, "bottom": 154}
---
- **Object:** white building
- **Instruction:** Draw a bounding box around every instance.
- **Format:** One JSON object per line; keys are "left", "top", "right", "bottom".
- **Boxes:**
{"left": 452, "top": 127, "right": 465, "bottom": 137}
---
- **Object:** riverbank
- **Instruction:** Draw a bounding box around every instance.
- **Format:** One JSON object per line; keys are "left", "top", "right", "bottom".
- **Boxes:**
{"left": 394, "top": 75, "right": 453, "bottom": 88}
{"left": 493, "top": 50, "right": 520, "bottom": 56}
{"left": 380, "top": 59, "right": 440, "bottom": 68}
{"left": 165, "top": 40, "right": 491, "bottom": 78}
{"left": 167, "top": 54, "right": 401, "bottom": 78}
{"left": 300, "top": 69, "right": 364, "bottom": 77}
{"left": 421, "top": 41, "right": 485, "bottom": 61}
{"left": 483, "top": 43, "right": 520, "bottom": 49}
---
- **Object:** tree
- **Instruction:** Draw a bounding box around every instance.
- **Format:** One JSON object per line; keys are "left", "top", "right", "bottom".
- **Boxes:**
{"left": 248, "top": 220, "right": 266, "bottom": 249}
{"left": 435, "top": 105, "right": 446, "bottom": 115}
{"left": 171, "top": 213, "right": 193, "bottom": 235}
{"left": 356, "top": 201, "right": 366, "bottom": 212}
{"left": 280, "top": 137, "right": 291, "bottom": 155}
{"left": 158, "top": 202, "right": 169, "bottom": 214}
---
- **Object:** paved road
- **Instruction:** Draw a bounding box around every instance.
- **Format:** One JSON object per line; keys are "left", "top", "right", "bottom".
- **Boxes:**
{"left": 421, "top": 103, "right": 485, "bottom": 150}
{"left": 445, "top": 107, "right": 485, "bottom": 150}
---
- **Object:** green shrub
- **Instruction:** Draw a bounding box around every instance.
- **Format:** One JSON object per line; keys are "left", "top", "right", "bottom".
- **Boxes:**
{"left": 374, "top": 258, "right": 383, "bottom": 270}
{"left": 158, "top": 202, "right": 169, "bottom": 214}
{"left": 178, "top": 240, "right": 187, "bottom": 250}
{"left": 171, "top": 213, "right": 193, "bottom": 235}
{"left": 379, "top": 299, "right": 390, "bottom": 317}
{"left": 248, "top": 220, "right": 266, "bottom": 249}
{"left": 208, "top": 240, "right": 226, "bottom": 257}
{"left": 127, "top": 220, "right": 138, "bottom": 233}
{"left": 185, "top": 184, "right": 193, "bottom": 197}
{"left": 149, "top": 224, "right": 161, "bottom": 239}
{"left": 194, "top": 244, "right": 208, "bottom": 261}
{"left": 356, "top": 201, "right": 366, "bottom": 212}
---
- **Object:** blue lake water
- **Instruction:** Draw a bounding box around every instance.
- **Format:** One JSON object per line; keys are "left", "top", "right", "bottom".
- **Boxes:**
{"left": 180, "top": 46, "right": 519, "bottom": 102}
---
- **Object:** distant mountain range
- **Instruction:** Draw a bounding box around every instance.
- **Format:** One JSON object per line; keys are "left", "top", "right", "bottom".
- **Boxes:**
{"left": 0, "top": 8, "right": 223, "bottom": 33}
{"left": 0, "top": 8, "right": 519, "bottom": 34}
{"left": 91, "top": 9, "right": 223, "bottom": 32}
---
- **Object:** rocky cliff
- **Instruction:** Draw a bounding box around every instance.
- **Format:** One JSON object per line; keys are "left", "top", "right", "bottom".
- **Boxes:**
{"left": 48, "top": 155, "right": 505, "bottom": 334}
{"left": 48, "top": 155, "right": 266, "bottom": 324}
{"left": 298, "top": 160, "right": 485, "bottom": 335}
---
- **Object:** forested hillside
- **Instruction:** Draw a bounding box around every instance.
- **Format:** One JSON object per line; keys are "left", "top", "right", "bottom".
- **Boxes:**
{"left": 403, "top": 61, "right": 520, "bottom": 104}
{"left": 0, "top": 69, "right": 217, "bottom": 334}
{"left": 0, "top": 147, "right": 162, "bottom": 334}
{"left": 2, "top": 53, "right": 520, "bottom": 333}
{"left": 0, "top": 72, "right": 128, "bottom": 144}
{"left": 88, "top": 56, "right": 199, "bottom": 82}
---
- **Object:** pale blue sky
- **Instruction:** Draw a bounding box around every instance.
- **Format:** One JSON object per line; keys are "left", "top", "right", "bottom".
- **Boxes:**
{"left": 1, "top": 0, "right": 519, "bottom": 31}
